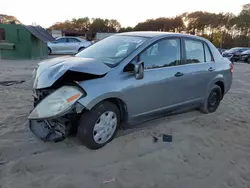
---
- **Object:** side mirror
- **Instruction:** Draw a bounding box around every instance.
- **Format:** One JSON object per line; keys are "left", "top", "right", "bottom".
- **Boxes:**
{"left": 134, "top": 61, "right": 144, "bottom": 80}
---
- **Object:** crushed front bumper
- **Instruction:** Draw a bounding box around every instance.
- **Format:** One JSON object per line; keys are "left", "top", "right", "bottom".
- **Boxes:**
{"left": 29, "top": 119, "right": 65, "bottom": 142}
{"left": 29, "top": 110, "right": 82, "bottom": 142}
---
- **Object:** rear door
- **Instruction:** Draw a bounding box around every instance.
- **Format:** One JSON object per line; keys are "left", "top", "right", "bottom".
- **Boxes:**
{"left": 67, "top": 38, "right": 81, "bottom": 53}
{"left": 180, "top": 38, "right": 216, "bottom": 104}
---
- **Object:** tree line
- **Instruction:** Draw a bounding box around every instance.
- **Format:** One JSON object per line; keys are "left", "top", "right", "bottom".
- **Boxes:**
{"left": 48, "top": 4, "right": 250, "bottom": 49}
{"left": 1, "top": 3, "right": 250, "bottom": 48}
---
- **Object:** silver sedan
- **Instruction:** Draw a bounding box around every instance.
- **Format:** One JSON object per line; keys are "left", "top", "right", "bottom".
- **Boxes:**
{"left": 30, "top": 32, "right": 233, "bottom": 149}
{"left": 47, "top": 36, "right": 92, "bottom": 55}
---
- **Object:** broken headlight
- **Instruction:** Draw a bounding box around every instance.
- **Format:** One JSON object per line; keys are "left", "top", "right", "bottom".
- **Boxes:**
{"left": 28, "top": 86, "right": 85, "bottom": 120}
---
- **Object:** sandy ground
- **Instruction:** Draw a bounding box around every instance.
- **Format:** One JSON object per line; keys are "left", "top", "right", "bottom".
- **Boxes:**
{"left": 1, "top": 58, "right": 250, "bottom": 188}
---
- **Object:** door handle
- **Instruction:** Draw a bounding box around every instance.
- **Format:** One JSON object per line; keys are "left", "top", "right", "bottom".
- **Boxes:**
{"left": 175, "top": 72, "right": 184, "bottom": 77}
{"left": 208, "top": 67, "right": 215, "bottom": 72}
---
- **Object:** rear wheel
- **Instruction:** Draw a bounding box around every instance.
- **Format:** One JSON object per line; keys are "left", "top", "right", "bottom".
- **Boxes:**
{"left": 77, "top": 101, "right": 120, "bottom": 149}
{"left": 78, "top": 47, "right": 85, "bottom": 52}
{"left": 247, "top": 57, "right": 250, "bottom": 64}
{"left": 200, "top": 85, "right": 222, "bottom": 114}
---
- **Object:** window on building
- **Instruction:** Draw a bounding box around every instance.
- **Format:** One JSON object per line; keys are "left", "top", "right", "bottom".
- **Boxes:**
{"left": 0, "top": 28, "right": 5, "bottom": 41}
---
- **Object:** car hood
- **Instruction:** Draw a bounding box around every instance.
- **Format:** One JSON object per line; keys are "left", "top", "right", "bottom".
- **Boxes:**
{"left": 33, "top": 56, "right": 110, "bottom": 89}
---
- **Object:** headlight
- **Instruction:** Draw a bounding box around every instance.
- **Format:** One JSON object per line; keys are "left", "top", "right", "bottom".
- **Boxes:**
{"left": 28, "top": 86, "right": 85, "bottom": 120}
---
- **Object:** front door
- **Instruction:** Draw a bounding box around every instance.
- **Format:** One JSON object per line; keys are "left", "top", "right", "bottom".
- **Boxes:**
{"left": 53, "top": 38, "right": 68, "bottom": 54}
{"left": 122, "top": 38, "right": 186, "bottom": 119}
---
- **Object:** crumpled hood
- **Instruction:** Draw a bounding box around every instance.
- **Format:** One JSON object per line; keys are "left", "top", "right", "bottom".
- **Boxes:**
{"left": 33, "top": 56, "right": 110, "bottom": 89}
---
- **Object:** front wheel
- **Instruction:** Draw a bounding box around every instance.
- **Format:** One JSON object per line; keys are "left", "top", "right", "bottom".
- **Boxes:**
{"left": 77, "top": 101, "right": 120, "bottom": 149}
{"left": 200, "top": 85, "right": 222, "bottom": 114}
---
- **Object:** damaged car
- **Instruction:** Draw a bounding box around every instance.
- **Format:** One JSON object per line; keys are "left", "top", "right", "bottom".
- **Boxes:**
{"left": 29, "top": 32, "right": 233, "bottom": 149}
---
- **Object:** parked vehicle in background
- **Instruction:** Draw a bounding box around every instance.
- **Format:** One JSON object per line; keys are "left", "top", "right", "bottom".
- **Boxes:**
{"left": 47, "top": 36, "right": 92, "bottom": 55}
{"left": 222, "top": 47, "right": 250, "bottom": 62}
{"left": 240, "top": 50, "right": 250, "bottom": 63}
{"left": 29, "top": 32, "right": 233, "bottom": 149}
{"left": 217, "top": 48, "right": 227, "bottom": 54}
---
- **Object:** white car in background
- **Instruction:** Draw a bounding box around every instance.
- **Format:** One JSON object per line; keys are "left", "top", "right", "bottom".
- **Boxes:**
{"left": 48, "top": 37, "right": 92, "bottom": 55}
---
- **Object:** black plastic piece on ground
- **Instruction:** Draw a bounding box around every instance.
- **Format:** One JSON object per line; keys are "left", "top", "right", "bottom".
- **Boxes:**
{"left": 162, "top": 134, "right": 172, "bottom": 142}
{"left": 29, "top": 120, "right": 65, "bottom": 142}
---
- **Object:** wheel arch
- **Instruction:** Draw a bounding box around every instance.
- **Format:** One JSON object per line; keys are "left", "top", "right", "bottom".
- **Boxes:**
{"left": 209, "top": 75, "right": 225, "bottom": 99}
{"left": 214, "top": 80, "right": 225, "bottom": 99}
{"left": 78, "top": 93, "right": 128, "bottom": 124}
{"left": 78, "top": 46, "right": 85, "bottom": 52}
{"left": 48, "top": 47, "right": 52, "bottom": 54}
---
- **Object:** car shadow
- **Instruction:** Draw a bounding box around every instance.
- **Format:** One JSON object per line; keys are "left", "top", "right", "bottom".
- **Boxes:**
{"left": 117, "top": 108, "right": 203, "bottom": 138}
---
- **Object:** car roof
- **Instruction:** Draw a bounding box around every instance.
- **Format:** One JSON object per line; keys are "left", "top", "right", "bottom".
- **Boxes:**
{"left": 57, "top": 36, "right": 82, "bottom": 39}
{"left": 115, "top": 31, "right": 206, "bottom": 40}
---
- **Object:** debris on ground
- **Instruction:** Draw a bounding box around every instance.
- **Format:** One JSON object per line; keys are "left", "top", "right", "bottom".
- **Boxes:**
{"left": 162, "top": 134, "right": 172, "bottom": 142}
{"left": 0, "top": 80, "right": 25, "bottom": 86}
{"left": 103, "top": 177, "right": 115, "bottom": 184}
{"left": 0, "top": 161, "right": 6, "bottom": 165}
{"left": 152, "top": 135, "right": 159, "bottom": 143}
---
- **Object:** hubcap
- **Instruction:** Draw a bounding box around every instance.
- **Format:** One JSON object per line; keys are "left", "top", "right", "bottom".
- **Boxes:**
{"left": 93, "top": 111, "right": 117, "bottom": 144}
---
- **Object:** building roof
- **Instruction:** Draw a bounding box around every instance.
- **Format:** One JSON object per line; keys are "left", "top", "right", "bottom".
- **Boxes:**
{"left": 24, "top": 25, "right": 55, "bottom": 42}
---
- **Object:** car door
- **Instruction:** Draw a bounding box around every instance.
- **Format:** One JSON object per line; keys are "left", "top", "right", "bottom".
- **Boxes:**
{"left": 122, "top": 38, "right": 187, "bottom": 119}
{"left": 179, "top": 38, "right": 216, "bottom": 104}
{"left": 67, "top": 38, "right": 81, "bottom": 54}
{"left": 51, "top": 38, "right": 68, "bottom": 54}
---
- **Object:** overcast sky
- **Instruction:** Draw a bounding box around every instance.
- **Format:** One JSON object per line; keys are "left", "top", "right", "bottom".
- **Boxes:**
{"left": 1, "top": 0, "right": 249, "bottom": 28}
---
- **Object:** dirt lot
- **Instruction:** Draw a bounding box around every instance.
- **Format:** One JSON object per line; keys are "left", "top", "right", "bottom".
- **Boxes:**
{"left": 0, "top": 58, "right": 250, "bottom": 188}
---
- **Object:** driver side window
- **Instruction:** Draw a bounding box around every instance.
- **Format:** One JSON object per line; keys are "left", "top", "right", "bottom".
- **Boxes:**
{"left": 56, "top": 38, "right": 67, "bottom": 43}
{"left": 139, "top": 38, "right": 181, "bottom": 69}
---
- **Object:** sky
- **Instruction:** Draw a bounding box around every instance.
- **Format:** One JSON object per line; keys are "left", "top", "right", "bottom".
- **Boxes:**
{"left": 1, "top": 0, "right": 250, "bottom": 28}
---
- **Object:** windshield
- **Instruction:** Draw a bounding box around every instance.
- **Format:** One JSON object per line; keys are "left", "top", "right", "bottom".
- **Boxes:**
{"left": 75, "top": 35, "right": 148, "bottom": 67}
{"left": 227, "top": 48, "right": 248, "bottom": 53}
{"left": 242, "top": 50, "right": 250, "bottom": 54}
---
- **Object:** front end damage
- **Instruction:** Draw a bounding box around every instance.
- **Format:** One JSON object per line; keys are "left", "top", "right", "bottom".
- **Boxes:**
{"left": 29, "top": 86, "right": 85, "bottom": 142}
{"left": 28, "top": 56, "right": 110, "bottom": 142}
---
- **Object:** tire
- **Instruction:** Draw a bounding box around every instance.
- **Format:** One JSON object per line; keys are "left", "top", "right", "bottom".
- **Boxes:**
{"left": 48, "top": 47, "right": 52, "bottom": 55}
{"left": 200, "top": 85, "right": 222, "bottom": 114}
{"left": 77, "top": 101, "right": 120, "bottom": 149}
{"left": 247, "top": 57, "right": 250, "bottom": 64}
{"left": 78, "top": 47, "right": 85, "bottom": 52}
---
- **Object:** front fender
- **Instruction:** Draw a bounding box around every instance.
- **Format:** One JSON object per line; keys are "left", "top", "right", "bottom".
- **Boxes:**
{"left": 78, "top": 91, "right": 126, "bottom": 110}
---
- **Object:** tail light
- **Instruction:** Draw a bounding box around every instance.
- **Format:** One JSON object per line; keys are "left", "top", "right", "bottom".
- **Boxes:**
{"left": 230, "top": 63, "right": 233, "bottom": 73}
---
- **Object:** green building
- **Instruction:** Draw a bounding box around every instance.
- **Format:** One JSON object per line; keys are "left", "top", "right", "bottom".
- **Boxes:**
{"left": 0, "top": 24, "right": 54, "bottom": 59}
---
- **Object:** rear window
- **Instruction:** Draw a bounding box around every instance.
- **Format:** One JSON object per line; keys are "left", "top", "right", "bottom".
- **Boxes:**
{"left": 204, "top": 44, "right": 213, "bottom": 62}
